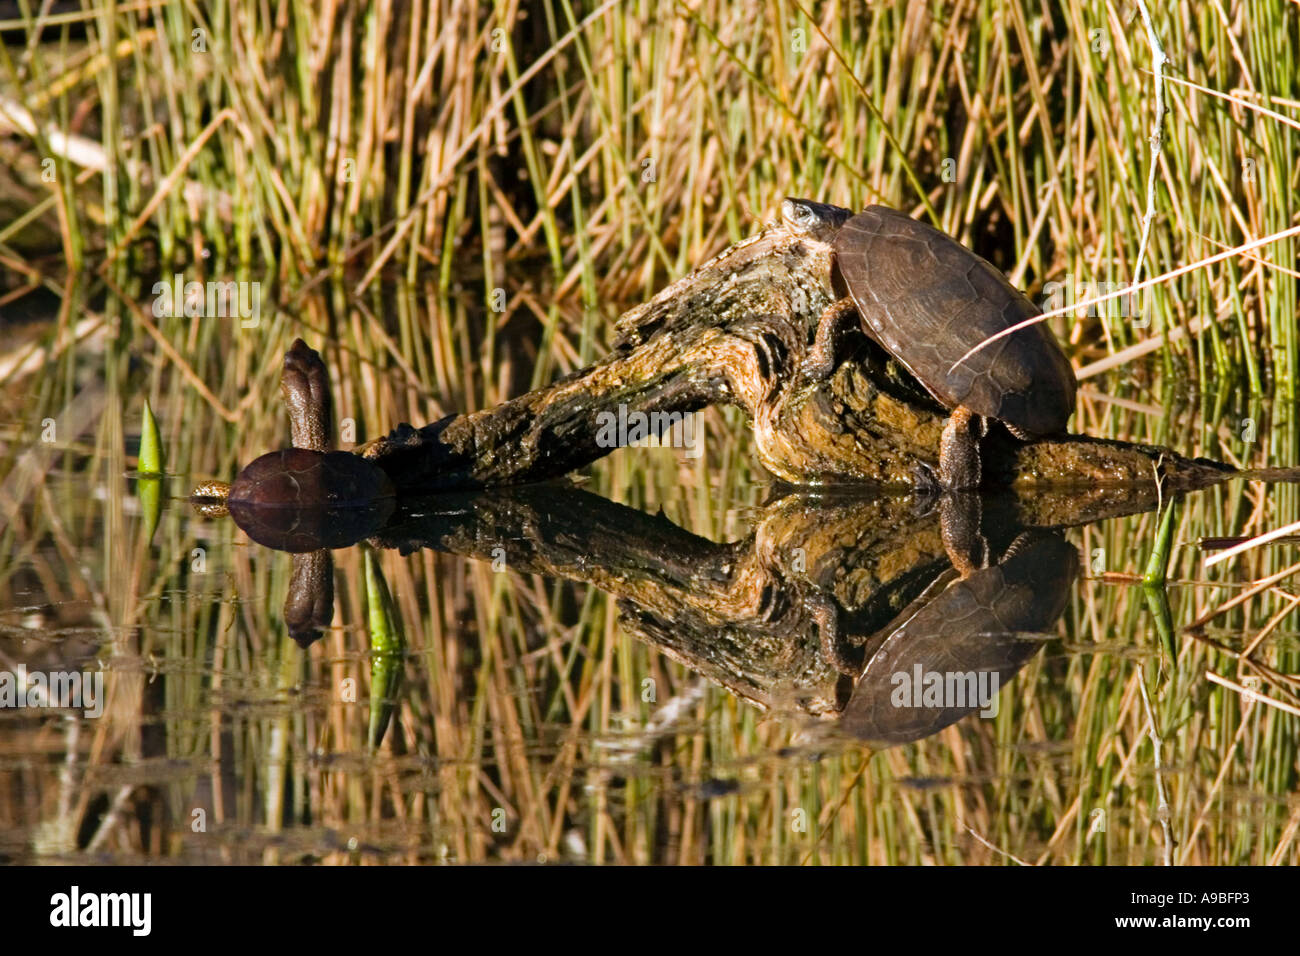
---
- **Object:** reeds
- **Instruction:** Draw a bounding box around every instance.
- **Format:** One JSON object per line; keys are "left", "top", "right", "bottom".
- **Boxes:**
{"left": 1, "top": 1, "right": 1296, "bottom": 385}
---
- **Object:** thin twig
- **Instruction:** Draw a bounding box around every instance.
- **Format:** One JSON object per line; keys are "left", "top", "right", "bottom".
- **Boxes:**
{"left": 1152, "top": 70, "right": 1300, "bottom": 133}
{"left": 964, "top": 825, "right": 1033, "bottom": 866}
{"left": 1204, "top": 518, "right": 1300, "bottom": 568}
{"left": 1206, "top": 672, "right": 1300, "bottom": 719}
{"left": 950, "top": 222, "right": 1300, "bottom": 372}
{"left": 86, "top": 785, "right": 137, "bottom": 853}
{"left": 1136, "top": 665, "right": 1173, "bottom": 866}
{"left": 1131, "top": 0, "right": 1170, "bottom": 287}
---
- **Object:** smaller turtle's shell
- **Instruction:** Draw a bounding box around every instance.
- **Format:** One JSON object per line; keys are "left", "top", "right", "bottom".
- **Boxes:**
{"left": 227, "top": 448, "right": 396, "bottom": 552}
{"left": 834, "top": 206, "right": 1077, "bottom": 437}
{"left": 228, "top": 448, "right": 395, "bottom": 507}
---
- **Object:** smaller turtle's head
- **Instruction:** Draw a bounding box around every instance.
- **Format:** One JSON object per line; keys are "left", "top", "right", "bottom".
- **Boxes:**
{"left": 189, "top": 479, "right": 231, "bottom": 518}
{"left": 781, "top": 198, "right": 852, "bottom": 241}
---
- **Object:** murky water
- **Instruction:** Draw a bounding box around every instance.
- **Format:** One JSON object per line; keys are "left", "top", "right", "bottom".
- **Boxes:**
{"left": 1, "top": 290, "right": 1298, "bottom": 866}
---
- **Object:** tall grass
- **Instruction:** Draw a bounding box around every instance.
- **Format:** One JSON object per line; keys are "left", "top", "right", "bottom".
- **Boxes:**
{"left": 1, "top": 1, "right": 1297, "bottom": 388}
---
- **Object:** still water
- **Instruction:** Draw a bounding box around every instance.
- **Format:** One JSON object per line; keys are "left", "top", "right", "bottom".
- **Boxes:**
{"left": 0, "top": 287, "right": 1297, "bottom": 865}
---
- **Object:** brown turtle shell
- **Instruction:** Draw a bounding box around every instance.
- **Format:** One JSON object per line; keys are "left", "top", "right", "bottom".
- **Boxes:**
{"left": 226, "top": 448, "right": 396, "bottom": 552}
{"left": 839, "top": 531, "right": 1077, "bottom": 746}
{"left": 834, "top": 205, "right": 1077, "bottom": 437}
{"left": 228, "top": 448, "right": 394, "bottom": 507}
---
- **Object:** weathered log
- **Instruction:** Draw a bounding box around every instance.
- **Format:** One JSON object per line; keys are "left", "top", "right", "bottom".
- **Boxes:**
{"left": 359, "top": 214, "right": 1234, "bottom": 492}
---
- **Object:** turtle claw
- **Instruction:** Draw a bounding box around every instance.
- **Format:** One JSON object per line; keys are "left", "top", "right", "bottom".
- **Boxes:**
{"left": 800, "top": 355, "right": 835, "bottom": 382}
{"left": 911, "top": 461, "right": 943, "bottom": 495}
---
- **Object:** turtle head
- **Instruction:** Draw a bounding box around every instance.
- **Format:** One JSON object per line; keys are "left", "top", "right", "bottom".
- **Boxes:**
{"left": 189, "top": 479, "right": 231, "bottom": 517}
{"left": 781, "top": 198, "right": 852, "bottom": 242}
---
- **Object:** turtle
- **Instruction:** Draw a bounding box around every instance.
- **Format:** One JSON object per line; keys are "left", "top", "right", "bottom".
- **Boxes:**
{"left": 190, "top": 339, "right": 395, "bottom": 550}
{"left": 784, "top": 199, "right": 1077, "bottom": 490}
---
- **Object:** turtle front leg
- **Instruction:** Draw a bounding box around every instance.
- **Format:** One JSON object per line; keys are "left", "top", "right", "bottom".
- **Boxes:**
{"left": 939, "top": 404, "right": 983, "bottom": 490}
{"left": 807, "top": 590, "right": 862, "bottom": 676}
{"left": 801, "top": 297, "right": 859, "bottom": 381}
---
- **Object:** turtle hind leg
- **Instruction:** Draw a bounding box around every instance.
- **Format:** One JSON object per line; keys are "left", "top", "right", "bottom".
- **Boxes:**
{"left": 801, "top": 297, "right": 859, "bottom": 381}
{"left": 939, "top": 405, "right": 982, "bottom": 490}
{"left": 282, "top": 339, "right": 333, "bottom": 452}
{"left": 939, "top": 492, "right": 988, "bottom": 578}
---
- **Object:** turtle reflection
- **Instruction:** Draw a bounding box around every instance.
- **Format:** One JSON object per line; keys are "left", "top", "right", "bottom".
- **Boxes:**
{"left": 363, "top": 486, "right": 1080, "bottom": 747}
{"left": 840, "top": 531, "right": 1077, "bottom": 746}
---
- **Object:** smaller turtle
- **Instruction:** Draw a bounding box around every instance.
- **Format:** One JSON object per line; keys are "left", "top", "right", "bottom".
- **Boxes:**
{"left": 788, "top": 200, "right": 1077, "bottom": 490}
{"left": 189, "top": 339, "right": 395, "bottom": 549}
